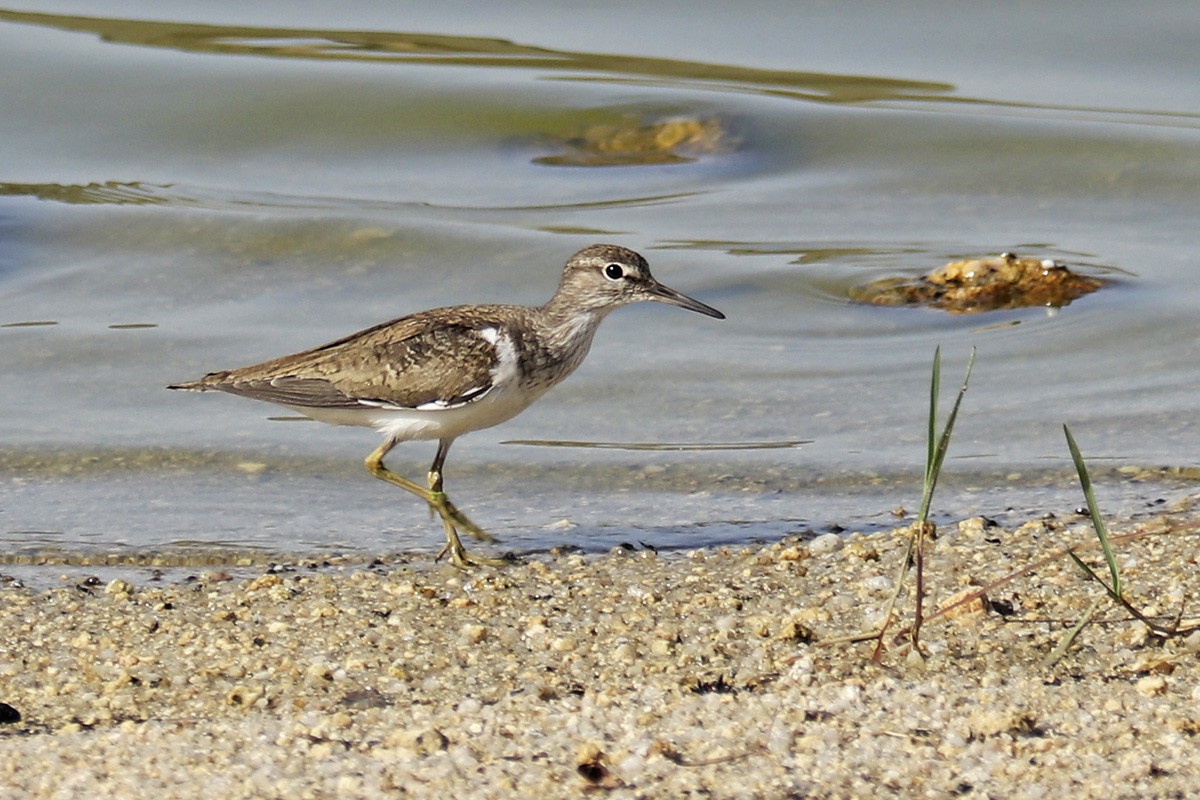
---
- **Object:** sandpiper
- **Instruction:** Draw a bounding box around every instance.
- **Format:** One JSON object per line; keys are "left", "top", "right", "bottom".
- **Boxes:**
{"left": 169, "top": 244, "right": 724, "bottom": 567}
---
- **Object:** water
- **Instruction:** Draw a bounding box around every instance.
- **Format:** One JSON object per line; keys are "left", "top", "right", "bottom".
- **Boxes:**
{"left": 3, "top": 2, "right": 1199, "bottom": 562}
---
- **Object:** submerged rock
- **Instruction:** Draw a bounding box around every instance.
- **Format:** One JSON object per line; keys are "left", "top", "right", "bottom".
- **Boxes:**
{"left": 534, "top": 115, "right": 737, "bottom": 166}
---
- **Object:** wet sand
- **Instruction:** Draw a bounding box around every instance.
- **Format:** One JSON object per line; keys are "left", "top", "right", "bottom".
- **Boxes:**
{"left": 2, "top": 503, "right": 1200, "bottom": 799}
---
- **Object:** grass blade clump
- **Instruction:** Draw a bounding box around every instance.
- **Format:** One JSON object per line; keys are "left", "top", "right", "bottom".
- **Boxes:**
{"left": 871, "top": 346, "right": 975, "bottom": 661}
{"left": 1051, "top": 424, "right": 1200, "bottom": 659}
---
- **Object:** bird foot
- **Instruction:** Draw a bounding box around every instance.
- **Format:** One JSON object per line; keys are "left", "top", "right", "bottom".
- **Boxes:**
{"left": 435, "top": 535, "right": 518, "bottom": 570}
{"left": 429, "top": 492, "right": 495, "bottom": 543}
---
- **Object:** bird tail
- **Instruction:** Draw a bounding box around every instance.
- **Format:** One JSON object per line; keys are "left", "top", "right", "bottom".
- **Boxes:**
{"left": 167, "top": 372, "right": 231, "bottom": 392}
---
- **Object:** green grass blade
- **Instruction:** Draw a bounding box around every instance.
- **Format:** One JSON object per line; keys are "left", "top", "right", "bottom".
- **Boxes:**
{"left": 918, "top": 348, "right": 975, "bottom": 521}
{"left": 1063, "top": 424, "right": 1122, "bottom": 599}
{"left": 925, "top": 347, "right": 941, "bottom": 493}
{"left": 1041, "top": 597, "right": 1104, "bottom": 670}
{"left": 1066, "top": 550, "right": 1103, "bottom": 582}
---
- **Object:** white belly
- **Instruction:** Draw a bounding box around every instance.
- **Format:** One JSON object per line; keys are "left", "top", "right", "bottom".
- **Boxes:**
{"left": 285, "top": 382, "right": 541, "bottom": 442}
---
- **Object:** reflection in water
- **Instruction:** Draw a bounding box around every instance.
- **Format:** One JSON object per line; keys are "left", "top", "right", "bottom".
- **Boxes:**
{"left": 6, "top": 8, "right": 1197, "bottom": 125}
{"left": 0, "top": 9, "right": 955, "bottom": 106}
{"left": 0, "top": 179, "right": 704, "bottom": 211}
{"left": 0, "top": 181, "right": 173, "bottom": 205}
{"left": 503, "top": 439, "right": 809, "bottom": 451}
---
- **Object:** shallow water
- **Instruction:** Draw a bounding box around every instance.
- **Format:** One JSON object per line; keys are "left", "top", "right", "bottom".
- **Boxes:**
{"left": 3, "top": 3, "right": 1200, "bottom": 560}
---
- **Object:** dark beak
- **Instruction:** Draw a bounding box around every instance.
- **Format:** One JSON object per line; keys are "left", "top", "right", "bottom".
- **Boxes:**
{"left": 647, "top": 281, "right": 725, "bottom": 319}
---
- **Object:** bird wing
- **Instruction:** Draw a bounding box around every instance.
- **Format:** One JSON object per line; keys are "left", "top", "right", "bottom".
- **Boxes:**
{"left": 196, "top": 307, "right": 513, "bottom": 411}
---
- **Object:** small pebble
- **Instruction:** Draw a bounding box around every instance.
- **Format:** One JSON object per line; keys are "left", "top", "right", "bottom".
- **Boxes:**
{"left": 460, "top": 623, "right": 488, "bottom": 644}
{"left": 808, "top": 533, "right": 843, "bottom": 556}
{"left": 104, "top": 578, "right": 134, "bottom": 597}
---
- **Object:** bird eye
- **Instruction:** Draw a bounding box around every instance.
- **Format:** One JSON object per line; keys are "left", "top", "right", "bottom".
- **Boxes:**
{"left": 603, "top": 263, "right": 624, "bottom": 280}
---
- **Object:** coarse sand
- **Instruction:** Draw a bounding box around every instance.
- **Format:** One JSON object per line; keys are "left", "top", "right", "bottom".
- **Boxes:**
{"left": 2, "top": 503, "right": 1200, "bottom": 799}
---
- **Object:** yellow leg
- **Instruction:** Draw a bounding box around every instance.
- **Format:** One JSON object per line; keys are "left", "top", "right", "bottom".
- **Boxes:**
{"left": 365, "top": 438, "right": 511, "bottom": 568}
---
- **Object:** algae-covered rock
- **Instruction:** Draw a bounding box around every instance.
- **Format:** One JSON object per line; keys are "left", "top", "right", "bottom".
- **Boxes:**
{"left": 852, "top": 253, "right": 1105, "bottom": 314}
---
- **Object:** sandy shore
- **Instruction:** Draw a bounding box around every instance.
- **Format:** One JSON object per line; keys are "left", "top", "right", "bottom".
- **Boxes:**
{"left": 2, "top": 503, "right": 1200, "bottom": 799}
